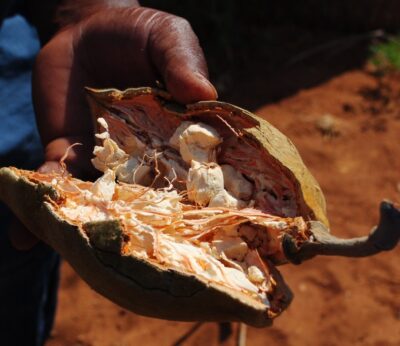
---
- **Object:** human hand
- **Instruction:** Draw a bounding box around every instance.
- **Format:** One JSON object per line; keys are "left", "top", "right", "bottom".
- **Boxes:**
{"left": 33, "top": 6, "right": 217, "bottom": 179}
{"left": 11, "top": 6, "right": 216, "bottom": 250}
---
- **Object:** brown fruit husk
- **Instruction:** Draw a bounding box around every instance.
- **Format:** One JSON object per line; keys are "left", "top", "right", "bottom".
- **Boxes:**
{"left": 0, "top": 87, "right": 329, "bottom": 327}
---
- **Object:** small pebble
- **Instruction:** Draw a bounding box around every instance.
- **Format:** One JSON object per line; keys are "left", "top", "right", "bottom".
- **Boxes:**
{"left": 315, "top": 114, "right": 340, "bottom": 137}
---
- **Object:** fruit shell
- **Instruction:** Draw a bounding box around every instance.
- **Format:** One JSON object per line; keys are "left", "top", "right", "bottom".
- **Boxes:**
{"left": 0, "top": 88, "right": 327, "bottom": 326}
{"left": 0, "top": 167, "right": 275, "bottom": 327}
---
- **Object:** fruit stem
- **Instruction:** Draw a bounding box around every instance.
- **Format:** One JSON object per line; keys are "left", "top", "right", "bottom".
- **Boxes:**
{"left": 283, "top": 201, "right": 400, "bottom": 264}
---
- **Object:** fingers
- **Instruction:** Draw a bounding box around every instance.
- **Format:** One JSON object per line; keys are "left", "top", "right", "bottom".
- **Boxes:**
{"left": 33, "top": 27, "right": 92, "bottom": 149}
{"left": 148, "top": 13, "right": 218, "bottom": 104}
{"left": 38, "top": 161, "right": 63, "bottom": 174}
{"left": 33, "top": 5, "right": 216, "bottom": 183}
{"left": 43, "top": 136, "right": 99, "bottom": 179}
{"left": 82, "top": 7, "right": 218, "bottom": 103}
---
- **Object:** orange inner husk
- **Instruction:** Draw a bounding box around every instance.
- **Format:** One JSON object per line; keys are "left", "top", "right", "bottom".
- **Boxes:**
{"left": 22, "top": 167, "right": 311, "bottom": 314}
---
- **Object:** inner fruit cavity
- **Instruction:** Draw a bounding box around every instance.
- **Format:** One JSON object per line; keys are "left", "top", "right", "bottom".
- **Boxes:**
{"left": 23, "top": 112, "right": 312, "bottom": 316}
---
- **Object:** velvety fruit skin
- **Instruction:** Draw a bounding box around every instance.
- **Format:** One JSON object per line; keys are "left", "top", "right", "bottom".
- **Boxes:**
{"left": 0, "top": 88, "right": 328, "bottom": 327}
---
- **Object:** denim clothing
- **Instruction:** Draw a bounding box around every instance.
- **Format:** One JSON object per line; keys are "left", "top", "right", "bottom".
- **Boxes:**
{"left": 0, "top": 14, "right": 60, "bottom": 346}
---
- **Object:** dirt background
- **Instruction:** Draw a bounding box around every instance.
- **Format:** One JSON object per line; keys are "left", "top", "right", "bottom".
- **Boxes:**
{"left": 46, "top": 11, "right": 400, "bottom": 346}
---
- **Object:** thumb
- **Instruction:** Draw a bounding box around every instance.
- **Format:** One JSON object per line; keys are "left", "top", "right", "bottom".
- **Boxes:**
{"left": 149, "top": 15, "right": 217, "bottom": 104}
{"left": 38, "top": 160, "right": 63, "bottom": 174}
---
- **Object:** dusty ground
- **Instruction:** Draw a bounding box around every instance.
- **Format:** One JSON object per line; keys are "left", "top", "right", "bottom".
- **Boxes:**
{"left": 46, "top": 55, "right": 400, "bottom": 345}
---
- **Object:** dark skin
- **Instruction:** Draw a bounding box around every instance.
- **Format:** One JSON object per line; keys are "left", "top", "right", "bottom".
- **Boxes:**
{"left": 9, "top": 2, "right": 217, "bottom": 249}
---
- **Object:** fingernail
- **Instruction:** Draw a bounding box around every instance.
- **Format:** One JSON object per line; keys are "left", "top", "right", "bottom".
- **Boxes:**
{"left": 194, "top": 72, "right": 218, "bottom": 100}
{"left": 38, "top": 161, "right": 62, "bottom": 174}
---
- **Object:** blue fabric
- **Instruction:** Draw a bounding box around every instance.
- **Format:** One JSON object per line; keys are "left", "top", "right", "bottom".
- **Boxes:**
{"left": 0, "top": 14, "right": 43, "bottom": 166}
{"left": 0, "top": 14, "right": 60, "bottom": 346}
